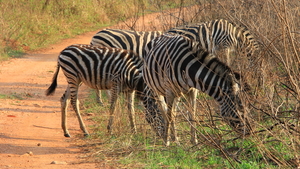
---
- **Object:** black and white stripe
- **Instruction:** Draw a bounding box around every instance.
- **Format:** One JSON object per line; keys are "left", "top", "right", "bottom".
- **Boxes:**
{"left": 90, "top": 29, "right": 163, "bottom": 104}
{"left": 143, "top": 34, "right": 249, "bottom": 145}
{"left": 167, "top": 19, "right": 259, "bottom": 65}
{"left": 46, "top": 44, "right": 145, "bottom": 137}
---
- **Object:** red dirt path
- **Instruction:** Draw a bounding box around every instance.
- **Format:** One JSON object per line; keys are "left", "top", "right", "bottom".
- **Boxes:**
{"left": 0, "top": 31, "right": 100, "bottom": 169}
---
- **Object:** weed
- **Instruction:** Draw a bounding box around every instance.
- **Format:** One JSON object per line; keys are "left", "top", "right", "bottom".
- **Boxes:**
{"left": 0, "top": 93, "right": 24, "bottom": 100}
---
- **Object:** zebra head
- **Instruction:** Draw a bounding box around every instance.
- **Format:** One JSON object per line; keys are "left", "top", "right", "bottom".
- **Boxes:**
{"left": 142, "top": 86, "right": 166, "bottom": 138}
{"left": 235, "top": 27, "right": 259, "bottom": 59}
{"left": 219, "top": 71, "right": 251, "bottom": 135}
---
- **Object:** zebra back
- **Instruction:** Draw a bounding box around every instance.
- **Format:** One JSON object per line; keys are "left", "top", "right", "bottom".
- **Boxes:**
{"left": 90, "top": 29, "right": 163, "bottom": 58}
{"left": 58, "top": 44, "right": 144, "bottom": 93}
{"left": 167, "top": 19, "right": 259, "bottom": 58}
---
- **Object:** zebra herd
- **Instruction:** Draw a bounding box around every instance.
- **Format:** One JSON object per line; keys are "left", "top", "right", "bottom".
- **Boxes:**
{"left": 46, "top": 19, "right": 259, "bottom": 145}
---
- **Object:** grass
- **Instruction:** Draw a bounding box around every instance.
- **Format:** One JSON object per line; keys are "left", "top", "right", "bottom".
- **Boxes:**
{"left": 79, "top": 88, "right": 298, "bottom": 168}
{"left": 0, "top": 0, "right": 192, "bottom": 59}
{"left": 0, "top": 93, "right": 25, "bottom": 100}
{"left": 1, "top": 0, "right": 110, "bottom": 56}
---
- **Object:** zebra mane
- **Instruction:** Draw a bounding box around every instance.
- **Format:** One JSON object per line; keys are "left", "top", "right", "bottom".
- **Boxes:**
{"left": 196, "top": 49, "right": 251, "bottom": 93}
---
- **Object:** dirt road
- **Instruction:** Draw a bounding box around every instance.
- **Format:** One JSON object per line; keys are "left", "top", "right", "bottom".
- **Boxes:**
{"left": 0, "top": 31, "right": 100, "bottom": 169}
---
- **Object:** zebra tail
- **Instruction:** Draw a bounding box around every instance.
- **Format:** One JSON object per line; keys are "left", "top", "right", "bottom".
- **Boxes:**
{"left": 45, "top": 64, "right": 60, "bottom": 96}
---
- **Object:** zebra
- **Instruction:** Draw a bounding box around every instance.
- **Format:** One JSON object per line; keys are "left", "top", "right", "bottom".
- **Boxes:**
{"left": 143, "top": 33, "right": 250, "bottom": 146}
{"left": 167, "top": 19, "right": 259, "bottom": 65}
{"left": 90, "top": 29, "right": 163, "bottom": 105}
{"left": 45, "top": 44, "right": 146, "bottom": 137}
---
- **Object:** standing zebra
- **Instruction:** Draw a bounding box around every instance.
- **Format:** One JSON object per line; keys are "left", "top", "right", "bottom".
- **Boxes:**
{"left": 167, "top": 19, "right": 259, "bottom": 65}
{"left": 143, "top": 34, "right": 250, "bottom": 146}
{"left": 46, "top": 44, "right": 145, "bottom": 137}
{"left": 90, "top": 29, "right": 163, "bottom": 104}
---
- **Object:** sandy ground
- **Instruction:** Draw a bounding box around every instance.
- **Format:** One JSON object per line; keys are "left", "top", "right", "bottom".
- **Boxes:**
{"left": 0, "top": 30, "right": 101, "bottom": 169}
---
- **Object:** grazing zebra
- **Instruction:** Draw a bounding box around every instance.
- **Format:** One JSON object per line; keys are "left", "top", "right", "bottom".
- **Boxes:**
{"left": 167, "top": 19, "right": 259, "bottom": 65}
{"left": 143, "top": 34, "right": 250, "bottom": 146}
{"left": 45, "top": 44, "right": 145, "bottom": 137}
{"left": 90, "top": 29, "right": 163, "bottom": 104}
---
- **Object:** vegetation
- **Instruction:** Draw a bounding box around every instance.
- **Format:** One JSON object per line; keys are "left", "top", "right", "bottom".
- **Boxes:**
{"left": 79, "top": 0, "right": 299, "bottom": 168}
{"left": 0, "top": 0, "right": 177, "bottom": 60}
{"left": 1, "top": 0, "right": 299, "bottom": 168}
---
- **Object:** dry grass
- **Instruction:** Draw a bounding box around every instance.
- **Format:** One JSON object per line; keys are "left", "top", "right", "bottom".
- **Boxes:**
{"left": 82, "top": 0, "right": 300, "bottom": 167}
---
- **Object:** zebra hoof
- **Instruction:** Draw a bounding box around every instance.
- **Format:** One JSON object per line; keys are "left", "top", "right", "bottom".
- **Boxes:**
{"left": 64, "top": 133, "right": 71, "bottom": 137}
{"left": 84, "top": 133, "right": 89, "bottom": 137}
{"left": 96, "top": 100, "right": 104, "bottom": 106}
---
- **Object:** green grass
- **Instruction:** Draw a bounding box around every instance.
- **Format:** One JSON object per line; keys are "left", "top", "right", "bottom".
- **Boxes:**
{"left": 0, "top": 93, "right": 25, "bottom": 100}
{"left": 80, "top": 89, "right": 299, "bottom": 168}
{"left": 0, "top": 0, "right": 194, "bottom": 60}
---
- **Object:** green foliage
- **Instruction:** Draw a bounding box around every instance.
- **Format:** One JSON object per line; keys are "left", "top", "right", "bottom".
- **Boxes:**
{"left": 0, "top": 93, "right": 25, "bottom": 100}
{"left": 81, "top": 88, "right": 298, "bottom": 168}
{"left": 0, "top": 0, "right": 146, "bottom": 58}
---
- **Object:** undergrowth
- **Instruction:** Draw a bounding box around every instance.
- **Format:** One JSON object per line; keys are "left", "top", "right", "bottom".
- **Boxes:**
{"left": 76, "top": 0, "right": 299, "bottom": 168}
{"left": 81, "top": 88, "right": 298, "bottom": 168}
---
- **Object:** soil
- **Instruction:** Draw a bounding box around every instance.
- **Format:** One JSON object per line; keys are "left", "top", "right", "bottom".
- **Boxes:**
{"left": 0, "top": 7, "right": 197, "bottom": 168}
{"left": 0, "top": 30, "right": 100, "bottom": 169}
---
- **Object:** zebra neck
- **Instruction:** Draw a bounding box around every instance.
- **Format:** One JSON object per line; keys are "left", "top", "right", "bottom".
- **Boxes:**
{"left": 217, "top": 93, "right": 240, "bottom": 119}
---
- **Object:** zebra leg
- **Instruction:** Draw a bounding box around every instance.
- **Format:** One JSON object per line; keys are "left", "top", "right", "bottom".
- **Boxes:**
{"left": 154, "top": 95, "right": 169, "bottom": 145}
{"left": 186, "top": 88, "right": 198, "bottom": 145}
{"left": 165, "top": 92, "right": 178, "bottom": 146}
{"left": 70, "top": 86, "right": 89, "bottom": 137}
{"left": 170, "top": 97, "right": 179, "bottom": 142}
{"left": 95, "top": 90, "right": 103, "bottom": 105}
{"left": 96, "top": 90, "right": 112, "bottom": 105}
{"left": 61, "top": 86, "right": 71, "bottom": 137}
{"left": 106, "top": 90, "right": 111, "bottom": 101}
{"left": 107, "top": 85, "right": 119, "bottom": 134}
{"left": 126, "top": 90, "right": 137, "bottom": 133}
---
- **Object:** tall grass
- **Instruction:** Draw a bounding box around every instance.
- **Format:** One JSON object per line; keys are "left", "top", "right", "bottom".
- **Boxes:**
{"left": 0, "top": 0, "right": 175, "bottom": 59}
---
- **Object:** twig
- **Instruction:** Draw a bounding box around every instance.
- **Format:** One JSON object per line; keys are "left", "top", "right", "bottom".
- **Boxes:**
{"left": 250, "top": 103, "right": 300, "bottom": 134}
